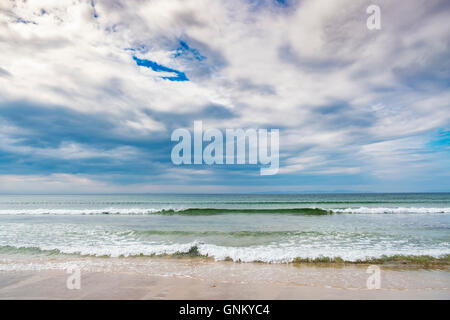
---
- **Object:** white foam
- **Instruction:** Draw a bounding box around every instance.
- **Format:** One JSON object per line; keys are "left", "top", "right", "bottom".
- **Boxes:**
{"left": 334, "top": 207, "right": 450, "bottom": 214}
{"left": 0, "top": 206, "right": 449, "bottom": 215}
{"left": 2, "top": 242, "right": 448, "bottom": 264}
{"left": 0, "top": 208, "right": 176, "bottom": 215}
{"left": 195, "top": 243, "right": 450, "bottom": 263}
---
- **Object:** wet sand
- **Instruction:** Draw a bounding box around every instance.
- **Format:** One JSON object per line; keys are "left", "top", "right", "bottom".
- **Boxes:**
{"left": 0, "top": 256, "right": 449, "bottom": 299}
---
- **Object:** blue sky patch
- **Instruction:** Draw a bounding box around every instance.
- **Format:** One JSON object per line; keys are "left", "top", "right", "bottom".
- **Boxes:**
{"left": 133, "top": 56, "right": 189, "bottom": 81}
{"left": 90, "top": 0, "right": 98, "bottom": 18}
{"left": 173, "top": 40, "right": 206, "bottom": 61}
{"left": 429, "top": 130, "right": 450, "bottom": 150}
{"left": 16, "top": 17, "right": 36, "bottom": 25}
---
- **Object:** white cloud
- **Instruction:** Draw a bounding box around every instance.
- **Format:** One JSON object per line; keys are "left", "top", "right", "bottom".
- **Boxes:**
{"left": 0, "top": 0, "right": 448, "bottom": 191}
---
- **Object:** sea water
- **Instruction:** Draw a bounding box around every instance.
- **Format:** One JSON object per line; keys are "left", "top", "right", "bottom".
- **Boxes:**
{"left": 0, "top": 193, "right": 449, "bottom": 263}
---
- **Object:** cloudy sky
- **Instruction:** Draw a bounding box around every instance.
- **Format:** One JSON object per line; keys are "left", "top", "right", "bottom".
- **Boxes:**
{"left": 0, "top": 0, "right": 449, "bottom": 193}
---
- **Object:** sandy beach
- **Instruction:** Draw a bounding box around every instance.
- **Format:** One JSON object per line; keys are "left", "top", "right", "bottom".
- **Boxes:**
{"left": 0, "top": 255, "right": 449, "bottom": 299}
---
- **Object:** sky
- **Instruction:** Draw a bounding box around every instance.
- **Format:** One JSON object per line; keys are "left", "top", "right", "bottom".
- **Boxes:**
{"left": 0, "top": 0, "right": 449, "bottom": 193}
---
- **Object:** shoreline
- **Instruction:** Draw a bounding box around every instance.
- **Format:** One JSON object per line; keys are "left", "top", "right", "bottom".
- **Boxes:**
{"left": 0, "top": 255, "right": 449, "bottom": 299}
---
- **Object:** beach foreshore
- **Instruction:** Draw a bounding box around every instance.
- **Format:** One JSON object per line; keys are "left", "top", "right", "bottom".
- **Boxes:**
{"left": 0, "top": 256, "right": 449, "bottom": 299}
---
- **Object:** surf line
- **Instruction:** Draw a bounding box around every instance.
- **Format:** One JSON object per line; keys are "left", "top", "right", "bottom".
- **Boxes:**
{"left": 171, "top": 120, "right": 279, "bottom": 175}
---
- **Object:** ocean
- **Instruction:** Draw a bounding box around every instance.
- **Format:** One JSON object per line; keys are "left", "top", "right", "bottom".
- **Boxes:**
{"left": 0, "top": 193, "right": 449, "bottom": 263}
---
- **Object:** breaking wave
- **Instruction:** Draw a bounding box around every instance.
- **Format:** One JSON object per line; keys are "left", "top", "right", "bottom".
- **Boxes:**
{"left": 0, "top": 244, "right": 448, "bottom": 266}
{"left": 0, "top": 207, "right": 449, "bottom": 215}
{"left": 0, "top": 207, "right": 331, "bottom": 215}
{"left": 333, "top": 207, "right": 450, "bottom": 214}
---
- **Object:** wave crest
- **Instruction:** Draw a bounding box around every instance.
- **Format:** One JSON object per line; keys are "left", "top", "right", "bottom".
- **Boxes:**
{"left": 1, "top": 245, "right": 449, "bottom": 266}
{"left": 0, "top": 207, "right": 331, "bottom": 215}
{"left": 0, "top": 207, "right": 449, "bottom": 215}
{"left": 334, "top": 207, "right": 450, "bottom": 214}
